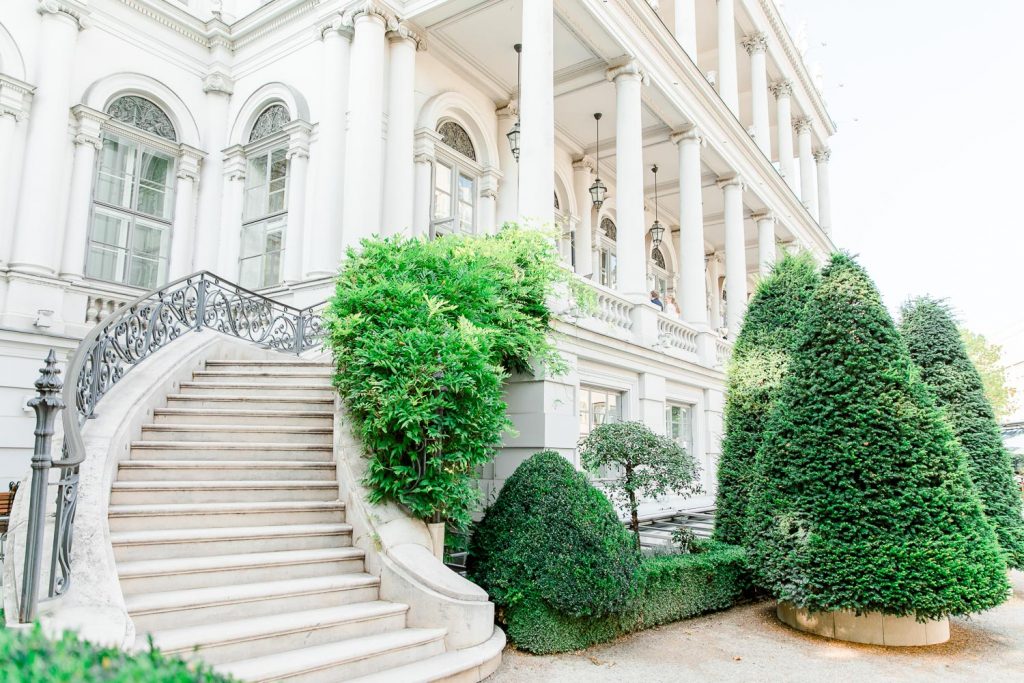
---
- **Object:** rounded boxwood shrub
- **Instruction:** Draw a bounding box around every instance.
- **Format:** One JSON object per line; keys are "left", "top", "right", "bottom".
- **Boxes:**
{"left": 748, "top": 253, "right": 1009, "bottom": 620}
{"left": 900, "top": 297, "right": 1024, "bottom": 568}
{"left": 468, "top": 450, "right": 640, "bottom": 619}
{"left": 715, "top": 253, "right": 819, "bottom": 547}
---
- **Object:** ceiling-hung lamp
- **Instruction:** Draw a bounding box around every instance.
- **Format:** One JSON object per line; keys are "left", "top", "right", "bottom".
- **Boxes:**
{"left": 507, "top": 43, "right": 522, "bottom": 161}
{"left": 589, "top": 113, "right": 607, "bottom": 208}
{"left": 649, "top": 164, "right": 665, "bottom": 248}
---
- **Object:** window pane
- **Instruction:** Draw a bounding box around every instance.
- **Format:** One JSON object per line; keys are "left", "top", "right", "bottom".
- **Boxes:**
{"left": 434, "top": 164, "right": 452, "bottom": 220}
{"left": 131, "top": 221, "right": 168, "bottom": 259}
{"left": 94, "top": 136, "right": 136, "bottom": 208}
{"left": 246, "top": 154, "right": 269, "bottom": 190}
{"left": 240, "top": 225, "right": 264, "bottom": 259}
{"left": 457, "top": 174, "right": 473, "bottom": 203}
{"left": 239, "top": 256, "right": 261, "bottom": 289}
{"left": 127, "top": 256, "right": 161, "bottom": 289}
{"left": 262, "top": 252, "right": 281, "bottom": 287}
{"left": 136, "top": 151, "right": 174, "bottom": 219}
{"left": 85, "top": 245, "right": 125, "bottom": 282}
{"left": 90, "top": 209, "right": 130, "bottom": 248}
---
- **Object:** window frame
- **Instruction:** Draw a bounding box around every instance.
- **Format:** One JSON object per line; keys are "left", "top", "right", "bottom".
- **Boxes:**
{"left": 664, "top": 402, "right": 695, "bottom": 456}
{"left": 430, "top": 141, "right": 481, "bottom": 239}
{"left": 238, "top": 130, "right": 291, "bottom": 290}
{"left": 597, "top": 217, "right": 618, "bottom": 288}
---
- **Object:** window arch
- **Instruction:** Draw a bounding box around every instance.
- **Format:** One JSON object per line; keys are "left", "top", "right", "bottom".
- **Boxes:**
{"left": 248, "top": 104, "right": 290, "bottom": 143}
{"left": 650, "top": 245, "right": 670, "bottom": 297}
{"left": 431, "top": 118, "right": 480, "bottom": 237}
{"left": 437, "top": 120, "right": 476, "bottom": 161}
{"left": 651, "top": 246, "right": 666, "bottom": 270}
{"left": 597, "top": 217, "right": 618, "bottom": 288}
{"left": 106, "top": 95, "right": 177, "bottom": 141}
{"left": 600, "top": 217, "right": 617, "bottom": 241}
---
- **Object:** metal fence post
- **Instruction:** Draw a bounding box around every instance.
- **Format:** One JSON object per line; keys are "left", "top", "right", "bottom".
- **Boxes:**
{"left": 294, "top": 313, "right": 306, "bottom": 356}
{"left": 19, "top": 349, "right": 64, "bottom": 623}
{"left": 195, "top": 275, "right": 207, "bottom": 331}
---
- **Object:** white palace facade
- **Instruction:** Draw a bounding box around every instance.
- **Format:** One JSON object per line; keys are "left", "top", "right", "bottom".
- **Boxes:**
{"left": 0, "top": 0, "right": 836, "bottom": 494}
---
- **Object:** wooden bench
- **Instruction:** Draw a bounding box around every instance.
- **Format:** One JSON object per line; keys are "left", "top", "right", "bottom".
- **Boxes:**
{"left": 0, "top": 482, "right": 18, "bottom": 535}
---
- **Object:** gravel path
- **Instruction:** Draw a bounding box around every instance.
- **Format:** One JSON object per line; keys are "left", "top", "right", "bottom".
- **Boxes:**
{"left": 489, "top": 570, "right": 1024, "bottom": 682}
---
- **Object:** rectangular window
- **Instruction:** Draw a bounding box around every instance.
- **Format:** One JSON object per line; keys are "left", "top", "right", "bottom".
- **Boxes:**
{"left": 665, "top": 403, "right": 694, "bottom": 456}
{"left": 431, "top": 160, "right": 475, "bottom": 237}
{"left": 579, "top": 386, "right": 626, "bottom": 481}
{"left": 599, "top": 249, "right": 617, "bottom": 288}
{"left": 240, "top": 146, "right": 288, "bottom": 289}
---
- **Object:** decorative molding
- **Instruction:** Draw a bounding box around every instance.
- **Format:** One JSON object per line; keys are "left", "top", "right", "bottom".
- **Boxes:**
{"left": 716, "top": 175, "right": 745, "bottom": 191}
{"left": 37, "top": 0, "right": 89, "bottom": 30}
{"left": 670, "top": 125, "right": 703, "bottom": 146}
{"left": 751, "top": 211, "right": 775, "bottom": 224}
{"left": 606, "top": 59, "right": 648, "bottom": 84}
{"left": 222, "top": 144, "right": 247, "bottom": 181}
{"left": 741, "top": 32, "right": 768, "bottom": 55}
{"left": 72, "top": 132, "right": 103, "bottom": 150}
{"left": 769, "top": 78, "right": 793, "bottom": 100}
{"left": 349, "top": 1, "right": 391, "bottom": 26}
{"left": 495, "top": 102, "right": 518, "bottom": 119}
{"left": 70, "top": 105, "right": 107, "bottom": 149}
{"left": 793, "top": 116, "right": 813, "bottom": 134}
{"left": 284, "top": 120, "right": 313, "bottom": 159}
{"left": 813, "top": 148, "right": 832, "bottom": 163}
{"left": 320, "top": 11, "right": 354, "bottom": 39}
{"left": 572, "top": 156, "right": 596, "bottom": 173}
{"left": 202, "top": 70, "right": 234, "bottom": 96}
{"left": 0, "top": 75, "right": 36, "bottom": 121}
{"left": 386, "top": 19, "right": 424, "bottom": 50}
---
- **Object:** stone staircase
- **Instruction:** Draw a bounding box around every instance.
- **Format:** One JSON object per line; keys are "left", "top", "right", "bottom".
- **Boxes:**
{"left": 109, "top": 358, "right": 452, "bottom": 681}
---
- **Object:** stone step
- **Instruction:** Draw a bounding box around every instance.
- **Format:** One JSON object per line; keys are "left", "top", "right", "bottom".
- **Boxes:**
{"left": 146, "top": 601, "right": 408, "bottom": 666}
{"left": 346, "top": 626, "right": 506, "bottom": 683}
{"left": 108, "top": 500, "right": 346, "bottom": 532}
{"left": 111, "top": 523, "right": 352, "bottom": 562}
{"left": 117, "top": 460, "right": 337, "bottom": 482}
{"left": 192, "top": 370, "right": 334, "bottom": 386}
{"left": 129, "top": 441, "right": 334, "bottom": 462}
{"left": 165, "top": 393, "right": 334, "bottom": 412}
{"left": 140, "top": 424, "right": 333, "bottom": 445}
{"left": 126, "top": 573, "right": 381, "bottom": 632}
{"left": 218, "top": 628, "right": 448, "bottom": 683}
{"left": 118, "top": 547, "right": 366, "bottom": 594}
{"left": 110, "top": 480, "right": 339, "bottom": 505}
{"left": 204, "top": 360, "right": 334, "bottom": 373}
{"left": 152, "top": 408, "right": 334, "bottom": 427}
{"left": 178, "top": 382, "right": 335, "bottom": 399}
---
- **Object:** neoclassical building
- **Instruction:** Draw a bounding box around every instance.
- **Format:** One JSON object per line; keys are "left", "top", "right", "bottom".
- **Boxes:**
{"left": 0, "top": 0, "right": 835, "bottom": 493}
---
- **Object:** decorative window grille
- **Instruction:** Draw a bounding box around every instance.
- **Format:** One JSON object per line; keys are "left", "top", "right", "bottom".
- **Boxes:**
{"left": 106, "top": 96, "right": 177, "bottom": 141}
{"left": 652, "top": 246, "right": 666, "bottom": 269}
{"left": 437, "top": 121, "right": 476, "bottom": 161}
{"left": 249, "top": 104, "right": 290, "bottom": 143}
{"left": 600, "top": 217, "right": 617, "bottom": 240}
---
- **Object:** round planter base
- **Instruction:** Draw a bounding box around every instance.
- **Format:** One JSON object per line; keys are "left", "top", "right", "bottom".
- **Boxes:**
{"left": 776, "top": 601, "right": 949, "bottom": 646}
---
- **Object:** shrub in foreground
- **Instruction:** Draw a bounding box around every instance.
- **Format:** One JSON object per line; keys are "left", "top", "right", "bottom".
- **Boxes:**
{"left": 748, "top": 254, "right": 1009, "bottom": 620}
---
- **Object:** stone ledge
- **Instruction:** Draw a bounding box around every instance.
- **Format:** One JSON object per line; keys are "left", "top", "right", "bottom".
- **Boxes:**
{"left": 777, "top": 601, "right": 949, "bottom": 646}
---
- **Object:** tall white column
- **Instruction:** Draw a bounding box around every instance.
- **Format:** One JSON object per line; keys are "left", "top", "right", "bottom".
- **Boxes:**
{"left": 382, "top": 24, "right": 420, "bottom": 237}
{"left": 412, "top": 130, "right": 439, "bottom": 237}
{"left": 571, "top": 157, "right": 595, "bottom": 277}
{"left": 341, "top": 5, "right": 388, "bottom": 251}
{"left": 707, "top": 254, "right": 722, "bottom": 329}
{"left": 193, "top": 70, "right": 233, "bottom": 272}
{"left": 754, "top": 211, "right": 776, "bottom": 275}
{"left": 167, "top": 147, "right": 203, "bottom": 279}
{"left": 479, "top": 170, "right": 499, "bottom": 234}
{"left": 518, "top": 0, "right": 554, "bottom": 224}
{"left": 770, "top": 80, "right": 796, "bottom": 190}
{"left": 715, "top": 0, "right": 738, "bottom": 114}
{"left": 814, "top": 148, "right": 832, "bottom": 234}
{"left": 719, "top": 176, "right": 747, "bottom": 334}
{"left": 59, "top": 106, "right": 106, "bottom": 280}
{"left": 217, "top": 146, "right": 246, "bottom": 277}
{"left": 309, "top": 16, "right": 352, "bottom": 277}
{"left": 743, "top": 33, "right": 770, "bottom": 157}
{"left": 674, "top": 0, "right": 697, "bottom": 57}
{"left": 671, "top": 126, "right": 707, "bottom": 327}
{"left": 495, "top": 104, "right": 520, "bottom": 228}
{"left": 9, "top": 3, "right": 82, "bottom": 276}
{"left": 795, "top": 116, "right": 818, "bottom": 219}
{"left": 283, "top": 122, "right": 311, "bottom": 283}
{"left": 0, "top": 76, "right": 33, "bottom": 266}
{"left": 609, "top": 61, "right": 647, "bottom": 297}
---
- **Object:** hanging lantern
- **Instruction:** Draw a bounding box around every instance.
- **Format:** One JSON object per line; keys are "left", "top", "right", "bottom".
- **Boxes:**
{"left": 508, "top": 44, "right": 522, "bottom": 161}
{"left": 589, "top": 112, "right": 607, "bottom": 209}
{"left": 506, "top": 120, "right": 520, "bottom": 162}
{"left": 649, "top": 164, "right": 664, "bottom": 248}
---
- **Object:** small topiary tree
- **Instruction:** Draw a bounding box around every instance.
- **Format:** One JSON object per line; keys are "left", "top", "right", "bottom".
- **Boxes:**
{"left": 715, "top": 253, "right": 819, "bottom": 547}
{"left": 899, "top": 297, "right": 1024, "bottom": 568}
{"left": 748, "top": 253, "right": 1009, "bottom": 620}
{"left": 578, "top": 421, "right": 700, "bottom": 549}
{"left": 468, "top": 450, "right": 640, "bottom": 620}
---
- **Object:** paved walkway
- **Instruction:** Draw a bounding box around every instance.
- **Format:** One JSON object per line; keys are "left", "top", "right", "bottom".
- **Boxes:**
{"left": 489, "top": 571, "right": 1024, "bottom": 682}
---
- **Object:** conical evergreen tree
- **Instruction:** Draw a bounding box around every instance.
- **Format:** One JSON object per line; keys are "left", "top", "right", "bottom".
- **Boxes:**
{"left": 715, "top": 253, "right": 819, "bottom": 546}
{"left": 748, "top": 254, "right": 1009, "bottom": 619}
{"left": 900, "top": 297, "right": 1024, "bottom": 568}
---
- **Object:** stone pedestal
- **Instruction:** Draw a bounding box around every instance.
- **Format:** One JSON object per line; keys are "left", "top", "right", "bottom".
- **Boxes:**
{"left": 776, "top": 601, "right": 950, "bottom": 646}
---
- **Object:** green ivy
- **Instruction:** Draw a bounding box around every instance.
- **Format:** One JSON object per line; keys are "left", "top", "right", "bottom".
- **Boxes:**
{"left": 899, "top": 297, "right": 1024, "bottom": 568}
{"left": 748, "top": 253, "right": 1009, "bottom": 620}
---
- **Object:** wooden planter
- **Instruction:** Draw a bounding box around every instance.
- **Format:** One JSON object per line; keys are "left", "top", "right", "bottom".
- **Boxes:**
{"left": 776, "top": 601, "right": 949, "bottom": 646}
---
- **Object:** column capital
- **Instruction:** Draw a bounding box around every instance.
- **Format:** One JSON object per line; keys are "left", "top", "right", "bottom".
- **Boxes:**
{"left": 176, "top": 146, "right": 203, "bottom": 182}
{"left": 717, "top": 174, "right": 745, "bottom": 191}
{"left": 284, "top": 120, "right": 313, "bottom": 159}
{"left": 572, "top": 156, "right": 596, "bottom": 173}
{"left": 606, "top": 59, "right": 648, "bottom": 85}
{"left": 769, "top": 78, "right": 793, "bottom": 99}
{"left": 751, "top": 210, "right": 775, "bottom": 224}
{"left": 222, "top": 144, "right": 247, "bottom": 181}
{"left": 0, "top": 75, "right": 35, "bottom": 122}
{"left": 202, "top": 69, "right": 234, "bottom": 96}
{"left": 37, "top": 0, "right": 89, "bottom": 30}
{"left": 70, "top": 104, "right": 108, "bottom": 141}
{"left": 320, "top": 12, "right": 354, "bottom": 39}
{"left": 741, "top": 32, "right": 768, "bottom": 55}
{"left": 496, "top": 102, "right": 518, "bottom": 119}
{"left": 813, "top": 147, "right": 832, "bottom": 163}
{"left": 793, "top": 116, "right": 813, "bottom": 134}
{"left": 349, "top": 1, "right": 391, "bottom": 27}
{"left": 670, "top": 124, "right": 703, "bottom": 146}
{"left": 386, "top": 19, "right": 424, "bottom": 49}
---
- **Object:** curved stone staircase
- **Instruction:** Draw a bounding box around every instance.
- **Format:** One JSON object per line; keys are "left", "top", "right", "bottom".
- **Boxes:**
{"left": 108, "top": 358, "right": 461, "bottom": 681}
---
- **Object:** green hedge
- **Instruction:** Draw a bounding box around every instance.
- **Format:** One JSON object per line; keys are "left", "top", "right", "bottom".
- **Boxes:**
{"left": 0, "top": 625, "right": 232, "bottom": 682}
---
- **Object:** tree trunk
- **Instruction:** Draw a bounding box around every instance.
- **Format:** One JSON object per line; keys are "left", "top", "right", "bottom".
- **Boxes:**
{"left": 625, "top": 463, "right": 640, "bottom": 550}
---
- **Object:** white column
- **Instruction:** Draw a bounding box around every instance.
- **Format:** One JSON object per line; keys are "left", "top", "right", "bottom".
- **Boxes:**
{"left": 609, "top": 61, "right": 647, "bottom": 297}
{"left": 309, "top": 16, "right": 352, "bottom": 277}
{"left": 671, "top": 126, "right": 707, "bottom": 327}
{"left": 167, "top": 147, "right": 203, "bottom": 279}
{"left": 571, "top": 157, "right": 595, "bottom": 277}
{"left": 495, "top": 104, "right": 520, "bottom": 227}
{"left": 479, "top": 169, "right": 499, "bottom": 234}
{"left": 283, "top": 122, "right": 311, "bottom": 283}
{"left": 341, "top": 5, "right": 388, "bottom": 251}
{"left": 0, "top": 76, "right": 33, "bottom": 266}
{"left": 715, "top": 0, "right": 739, "bottom": 114}
{"left": 770, "top": 80, "right": 796, "bottom": 190}
{"left": 743, "top": 33, "right": 770, "bottom": 157}
{"left": 217, "top": 146, "right": 246, "bottom": 277}
{"left": 193, "top": 70, "right": 233, "bottom": 272}
{"left": 412, "top": 130, "right": 439, "bottom": 238}
{"left": 518, "top": 0, "right": 554, "bottom": 224}
{"left": 9, "top": 3, "right": 82, "bottom": 276}
{"left": 674, "top": 0, "right": 697, "bottom": 57}
{"left": 59, "top": 106, "right": 106, "bottom": 280}
{"left": 754, "top": 211, "right": 776, "bottom": 275}
{"left": 795, "top": 116, "right": 818, "bottom": 219}
{"left": 707, "top": 254, "right": 722, "bottom": 328}
{"left": 382, "top": 24, "right": 420, "bottom": 237}
{"left": 814, "top": 148, "right": 832, "bottom": 234}
{"left": 719, "top": 176, "right": 747, "bottom": 334}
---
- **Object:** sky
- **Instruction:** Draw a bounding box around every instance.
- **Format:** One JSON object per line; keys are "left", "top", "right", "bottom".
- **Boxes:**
{"left": 780, "top": 0, "right": 1024, "bottom": 342}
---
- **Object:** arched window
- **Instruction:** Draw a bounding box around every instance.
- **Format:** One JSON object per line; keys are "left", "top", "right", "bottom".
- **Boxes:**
{"left": 240, "top": 103, "right": 292, "bottom": 289}
{"left": 431, "top": 120, "right": 479, "bottom": 237}
{"left": 437, "top": 121, "right": 476, "bottom": 160}
{"left": 650, "top": 246, "right": 669, "bottom": 297}
{"left": 597, "top": 217, "right": 618, "bottom": 288}
{"left": 86, "top": 96, "right": 177, "bottom": 288}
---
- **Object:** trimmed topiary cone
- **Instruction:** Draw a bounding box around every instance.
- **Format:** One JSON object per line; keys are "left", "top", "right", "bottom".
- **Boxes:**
{"left": 748, "top": 253, "right": 1009, "bottom": 622}
{"left": 900, "top": 297, "right": 1024, "bottom": 569}
{"left": 715, "top": 253, "right": 820, "bottom": 547}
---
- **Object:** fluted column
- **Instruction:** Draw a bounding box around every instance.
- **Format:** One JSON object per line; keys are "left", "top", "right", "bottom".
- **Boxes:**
{"left": 341, "top": 4, "right": 389, "bottom": 251}
{"left": 815, "top": 148, "right": 832, "bottom": 234}
{"left": 10, "top": 2, "right": 83, "bottom": 276}
{"left": 59, "top": 106, "right": 106, "bottom": 280}
{"left": 167, "top": 147, "right": 203, "bottom": 279}
{"left": 719, "top": 176, "right": 746, "bottom": 334}
{"left": 382, "top": 22, "right": 420, "bottom": 237}
{"left": 716, "top": 0, "right": 738, "bottom": 114}
{"left": 743, "top": 33, "right": 770, "bottom": 157}
{"left": 770, "top": 80, "right": 796, "bottom": 190}
{"left": 495, "top": 104, "right": 520, "bottom": 228}
{"left": 674, "top": 0, "right": 697, "bottom": 57}
{"left": 609, "top": 61, "right": 647, "bottom": 297}
{"left": 309, "top": 16, "right": 352, "bottom": 276}
{"left": 518, "top": 0, "right": 554, "bottom": 224}
{"left": 217, "top": 146, "right": 246, "bottom": 276}
{"left": 754, "top": 211, "right": 776, "bottom": 275}
{"left": 671, "top": 126, "right": 707, "bottom": 327}
{"left": 795, "top": 116, "right": 818, "bottom": 219}
{"left": 571, "top": 157, "right": 595, "bottom": 277}
{"left": 193, "top": 70, "right": 233, "bottom": 272}
{"left": 283, "top": 121, "right": 311, "bottom": 283}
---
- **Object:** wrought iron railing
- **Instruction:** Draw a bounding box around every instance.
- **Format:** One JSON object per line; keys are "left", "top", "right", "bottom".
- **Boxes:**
{"left": 15, "top": 272, "right": 328, "bottom": 623}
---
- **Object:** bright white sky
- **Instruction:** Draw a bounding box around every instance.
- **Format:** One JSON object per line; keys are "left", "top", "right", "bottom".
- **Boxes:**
{"left": 781, "top": 0, "right": 1024, "bottom": 341}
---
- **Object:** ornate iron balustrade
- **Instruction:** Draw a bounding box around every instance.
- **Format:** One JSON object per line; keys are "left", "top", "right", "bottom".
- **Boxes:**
{"left": 16, "top": 272, "right": 327, "bottom": 623}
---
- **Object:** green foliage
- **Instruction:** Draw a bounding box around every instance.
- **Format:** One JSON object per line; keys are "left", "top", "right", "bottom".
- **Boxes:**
{"left": 579, "top": 421, "right": 701, "bottom": 549}
{"left": 960, "top": 327, "right": 1017, "bottom": 421}
{"left": 0, "top": 625, "right": 233, "bottom": 682}
{"left": 748, "top": 253, "right": 1009, "bottom": 620}
{"left": 900, "top": 298, "right": 1024, "bottom": 568}
{"left": 715, "top": 253, "right": 820, "bottom": 547}
{"left": 326, "top": 226, "right": 570, "bottom": 527}
{"left": 468, "top": 450, "right": 640, "bottom": 618}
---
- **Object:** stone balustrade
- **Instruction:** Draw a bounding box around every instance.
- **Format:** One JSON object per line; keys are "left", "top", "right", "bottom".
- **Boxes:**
{"left": 715, "top": 338, "right": 733, "bottom": 368}
{"left": 85, "top": 295, "right": 128, "bottom": 324}
{"left": 589, "top": 283, "right": 635, "bottom": 333}
{"left": 656, "top": 315, "right": 700, "bottom": 355}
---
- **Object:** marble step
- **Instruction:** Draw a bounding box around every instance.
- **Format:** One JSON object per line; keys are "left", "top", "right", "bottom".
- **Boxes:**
{"left": 129, "top": 441, "right": 333, "bottom": 461}
{"left": 111, "top": 523, "right": 352, "bottom": 562}
{"left": 152, "top": 407, "right": 334, "bottom": 427}
{"left": 192, "top": 370, "right": 334, "bottom": 386}
{"left": 117, "top": 460, "right": 337, "bottom": 482}
{"left": 140, "top": 424, "right": 333, "bottom": 444}
{"left": 178, "top": 382, "right": 335, "bottom": 399}
{"left": 165, "top": 393, "right": 334, "bottom": 412}
{"left": 108, "top": 500, "right": 345, "bottom": 532}
{"left": 110, "top": 480, "right": 339, "bottom": 505}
